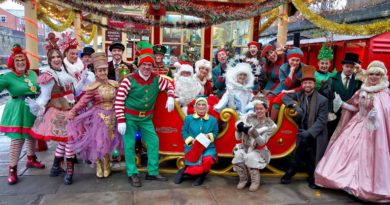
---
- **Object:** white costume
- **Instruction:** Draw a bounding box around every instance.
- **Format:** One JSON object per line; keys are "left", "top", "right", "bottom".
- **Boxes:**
{"left": 214, "top": 62, "right": 254, "bottom": 116}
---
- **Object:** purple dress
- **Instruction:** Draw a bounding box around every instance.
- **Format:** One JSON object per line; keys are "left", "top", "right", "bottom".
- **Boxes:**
{"left": 315, "top": 84, "right": 390, "bottom": 203}
{"left": 67, "top": 80, "right": 122, "bottom": 162}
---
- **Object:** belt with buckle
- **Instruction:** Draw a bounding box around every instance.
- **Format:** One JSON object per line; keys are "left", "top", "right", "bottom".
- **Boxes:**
{"left": 124, "top": 108, "right": 153, "bottom": 117}
{"left": 12, "top": 94, "right": 38, "bottom": 100}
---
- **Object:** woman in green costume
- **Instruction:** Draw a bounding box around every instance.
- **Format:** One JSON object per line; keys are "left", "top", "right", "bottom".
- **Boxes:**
{"left": 0, "top": 45, "right": 45, "bottom": 185}
{"left": 315, "top": 44, "right": 337, "bottom": 90}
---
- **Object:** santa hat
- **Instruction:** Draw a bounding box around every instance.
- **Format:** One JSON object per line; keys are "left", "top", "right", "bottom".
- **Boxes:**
{"left": 60, "top": 32, "right": 78, "bottom": 53}
{"left": 195, "top": 59, "right": 212, "bottom": 80}
{"left": 138, "top": 42, "right": 155, "bottom": 66}
{"left": 225, "top": 62, "right": 254, "bottom": 89}
{"left": 261, "top": 44, "right": 275, "bottom": 57}
{"left": 287, "top": 47, "right": 304, "bottom": 60}
{"left": 248, "top": 41, "right": 260, "bottom": 50}
{"left": 7, "top": 44, "right": 30, "bottom": 71}
{"left": 174, "top": 62, "right": 194, "bottom": 76}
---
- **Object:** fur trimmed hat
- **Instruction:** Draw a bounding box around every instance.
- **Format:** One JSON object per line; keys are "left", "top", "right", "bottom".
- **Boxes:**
{"left": 367, "top": 60, "right": 387, "bottom": 75}
{"left": 174, "top": 62, "right": 194, "bottom": 76}
{"left": 225, "top": 62, "right": 254, "bottom": 89}
{"left": 7, "top": 44, "right": 30, "bottom": 71}
{"left": 251, "top": 93, "right": 269, "bottom": 109}
{"left": 195, "top": 59, "right": 212, "bottom": 80}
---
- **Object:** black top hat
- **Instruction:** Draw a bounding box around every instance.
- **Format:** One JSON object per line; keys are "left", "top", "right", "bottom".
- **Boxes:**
{"left": 109, "top": 42, "right": 125, "bottom": 52}
{"left": 341, "top": 52, "right": 361, "bottom": 65}
{"left": 80, "top": 47, "right": 95, "bottom": 58}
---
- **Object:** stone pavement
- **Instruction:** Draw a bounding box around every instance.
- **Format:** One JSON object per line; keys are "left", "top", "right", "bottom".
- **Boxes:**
{"left": 0, "top": 135, "right": 368, "bottom": 205}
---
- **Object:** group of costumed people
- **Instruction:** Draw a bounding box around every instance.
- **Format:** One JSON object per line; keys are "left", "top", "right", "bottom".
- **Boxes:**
{"left": 0, "top": 34, "right": 389, "bottom": 203}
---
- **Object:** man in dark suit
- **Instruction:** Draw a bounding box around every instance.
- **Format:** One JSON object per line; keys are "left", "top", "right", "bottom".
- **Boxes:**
{"left": 281, "top": 65, "right": 329, "bottom": 189}
{"left": 108, "top": 42, "right": 134, "bottom": 81}
{"left": 326, "top": 52, "right": 362, "bottom": 136}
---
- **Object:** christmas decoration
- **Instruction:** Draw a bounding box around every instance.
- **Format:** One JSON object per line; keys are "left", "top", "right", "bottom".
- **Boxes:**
{"left": 37, "top": 7, "right": 76, "bottom": 32}
{"left": 292, "top": 0, "right": 390, "bottom": 35}
{"left": 259, "top": 9, "right": 279, "bottom": 34}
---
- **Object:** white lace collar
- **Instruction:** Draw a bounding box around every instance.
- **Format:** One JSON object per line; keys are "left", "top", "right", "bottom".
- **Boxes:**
{"left": 63, "top": 57, "right": 84, "bottom": 78}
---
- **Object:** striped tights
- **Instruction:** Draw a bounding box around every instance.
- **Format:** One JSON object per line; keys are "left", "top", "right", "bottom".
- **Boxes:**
{"left": 54, "top": 142, "right": 74, "bottom": 158}
{"left": 9, "top": 138, "right": 36, "bottom": 166}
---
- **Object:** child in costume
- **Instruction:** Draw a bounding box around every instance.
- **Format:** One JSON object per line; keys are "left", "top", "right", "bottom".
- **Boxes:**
{"left": 232, "top": 94, "right": 276, "bottom": 191}
{"left": 67, "top": 52, "right": 121, "bottom": 178}
{"left": 0, "top": 45, "right": 45, "bottom": 185}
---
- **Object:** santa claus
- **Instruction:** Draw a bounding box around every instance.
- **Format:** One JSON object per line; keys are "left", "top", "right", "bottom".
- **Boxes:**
{"left": 174, "top": 62, "right": 202, "bottom": 115}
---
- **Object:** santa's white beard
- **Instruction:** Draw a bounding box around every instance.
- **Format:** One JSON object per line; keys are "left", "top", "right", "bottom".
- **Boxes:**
{"left": 175, "top": 76, "right": 201, "bottom": 106}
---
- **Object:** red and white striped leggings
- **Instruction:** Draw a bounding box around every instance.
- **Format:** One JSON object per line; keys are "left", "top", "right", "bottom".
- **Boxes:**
{"left": 9, "top": 138, "right": 35, "bottom": 166}
{"left": 54, "top": 142, "right": 74, "bottom": 159}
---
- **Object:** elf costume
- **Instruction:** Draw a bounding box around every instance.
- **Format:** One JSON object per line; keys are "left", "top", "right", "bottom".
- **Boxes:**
{"left": 114, "top": 42, "right": 175, "bottom": 187}
{"left": 152, "top": 44, "right": 172, "bottom": 77}
{"left": 0, "top": 45, "right": 45, "bottom": 185}
{"left": 174, "top": 97, "right": 219, "bottom": 186}
{"left": 315, "top": 44, "right": 336, "bottom": 91}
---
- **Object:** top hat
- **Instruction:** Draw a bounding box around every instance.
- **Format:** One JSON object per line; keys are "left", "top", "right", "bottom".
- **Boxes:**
{"left": 153, "top": 44, "right": 167, "bottom": 55}
{"left": 301, "top": 65, "right": 316, "bottom": 82}
{"left": 91, "top": 52, "right": 108, "bottom": 70}
{"left": 341, "top": 52, "right": 360, "bottom": 65}
{"left": 109, "top": 42, "right": 125, "bottom": 52}
{"left": 81, "top": 47, "right": 95, "bottom": 58}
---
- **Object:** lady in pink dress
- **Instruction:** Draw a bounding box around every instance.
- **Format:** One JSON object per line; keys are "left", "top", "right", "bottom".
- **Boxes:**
{"left": 315, "top": 60, "right": 390, "bottom": 203}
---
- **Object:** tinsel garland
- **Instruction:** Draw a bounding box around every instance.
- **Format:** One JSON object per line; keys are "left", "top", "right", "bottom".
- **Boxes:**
{"left": 80, "top": 25, "right": 97, "bottom": 44}
{"left": 37, "top": 8, "right": 76, "bottom": 32}
{"left": 292, "top": 0, "right": 390, "bottom": 35}
{"left": 83, "top": 18, "right": 150, "bottom": 36}
{"left": 259, "top": 9, "right": 279, "bottom": 34}
{"left": 76, "top": 0, "right": 286, "bottom": 23}
{"left": 61, "top": 0, "right": 285, "bottom": 29}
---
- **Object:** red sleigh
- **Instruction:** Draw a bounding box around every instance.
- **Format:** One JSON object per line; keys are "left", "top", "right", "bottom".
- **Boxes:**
{"left": 151, "top": 91, "right": 298, "bottom": 176}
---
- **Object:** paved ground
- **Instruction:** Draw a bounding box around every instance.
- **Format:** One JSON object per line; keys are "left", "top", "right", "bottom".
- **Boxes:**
{"left": 0, "top": 135, "right": 370, "bottom": 205}
{"left": 0, "top": 96, "right": 369, "bottom": 205}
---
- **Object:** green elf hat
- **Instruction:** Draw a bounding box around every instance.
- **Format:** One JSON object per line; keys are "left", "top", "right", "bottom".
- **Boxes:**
{"left": 138, "top": 42, "right": 155, "bottom": 66}
{"left": 317, "top": 44, "right": 333, "bottom": 60}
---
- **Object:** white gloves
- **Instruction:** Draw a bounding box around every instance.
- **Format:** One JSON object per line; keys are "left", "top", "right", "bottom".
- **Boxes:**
{"left": 166, "top": 97, "right": 174, "bottom": 112}
{"left": 333, "top": 93, "right": 343, "bottom": 113}
{"left": 368, "top": 108, "right": 377, "bottom": 120}
{"left": 25, "top": 97, "right": 45, "bottom": 116}
{"left": 117, "top": 122, "right": 126, "bottom": 135}
{"left": 341, "top": 102, "right": 358, "bottom": 112}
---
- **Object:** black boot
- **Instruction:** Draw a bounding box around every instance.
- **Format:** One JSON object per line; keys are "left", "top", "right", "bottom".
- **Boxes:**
{"left": 50, "top": 157, "right": 65, "bottom": 177}
{"left": 193, "top": 173, "right": 207, "bottom": 186}
{"left": 64, "top": 158, "right": 74, "bottom": 185}
{"left": 307, "top": 177, "right": 319, "bottom": 189}
{"left": 280, "top": 168, "right": 296, "bottom": 184}
{"left": 174, "top": 168, "right": 187, "bottom": 184}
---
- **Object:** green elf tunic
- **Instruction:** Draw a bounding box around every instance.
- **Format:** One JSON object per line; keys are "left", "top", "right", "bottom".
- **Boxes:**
{"left": 314, "top": 69, "right": 337, "bottom": 91}
{"left": 0, "top": 70, "right": 39, "bottom": 139}
{"left": 114, "top": 71, "right": 174, "bottom": 176}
